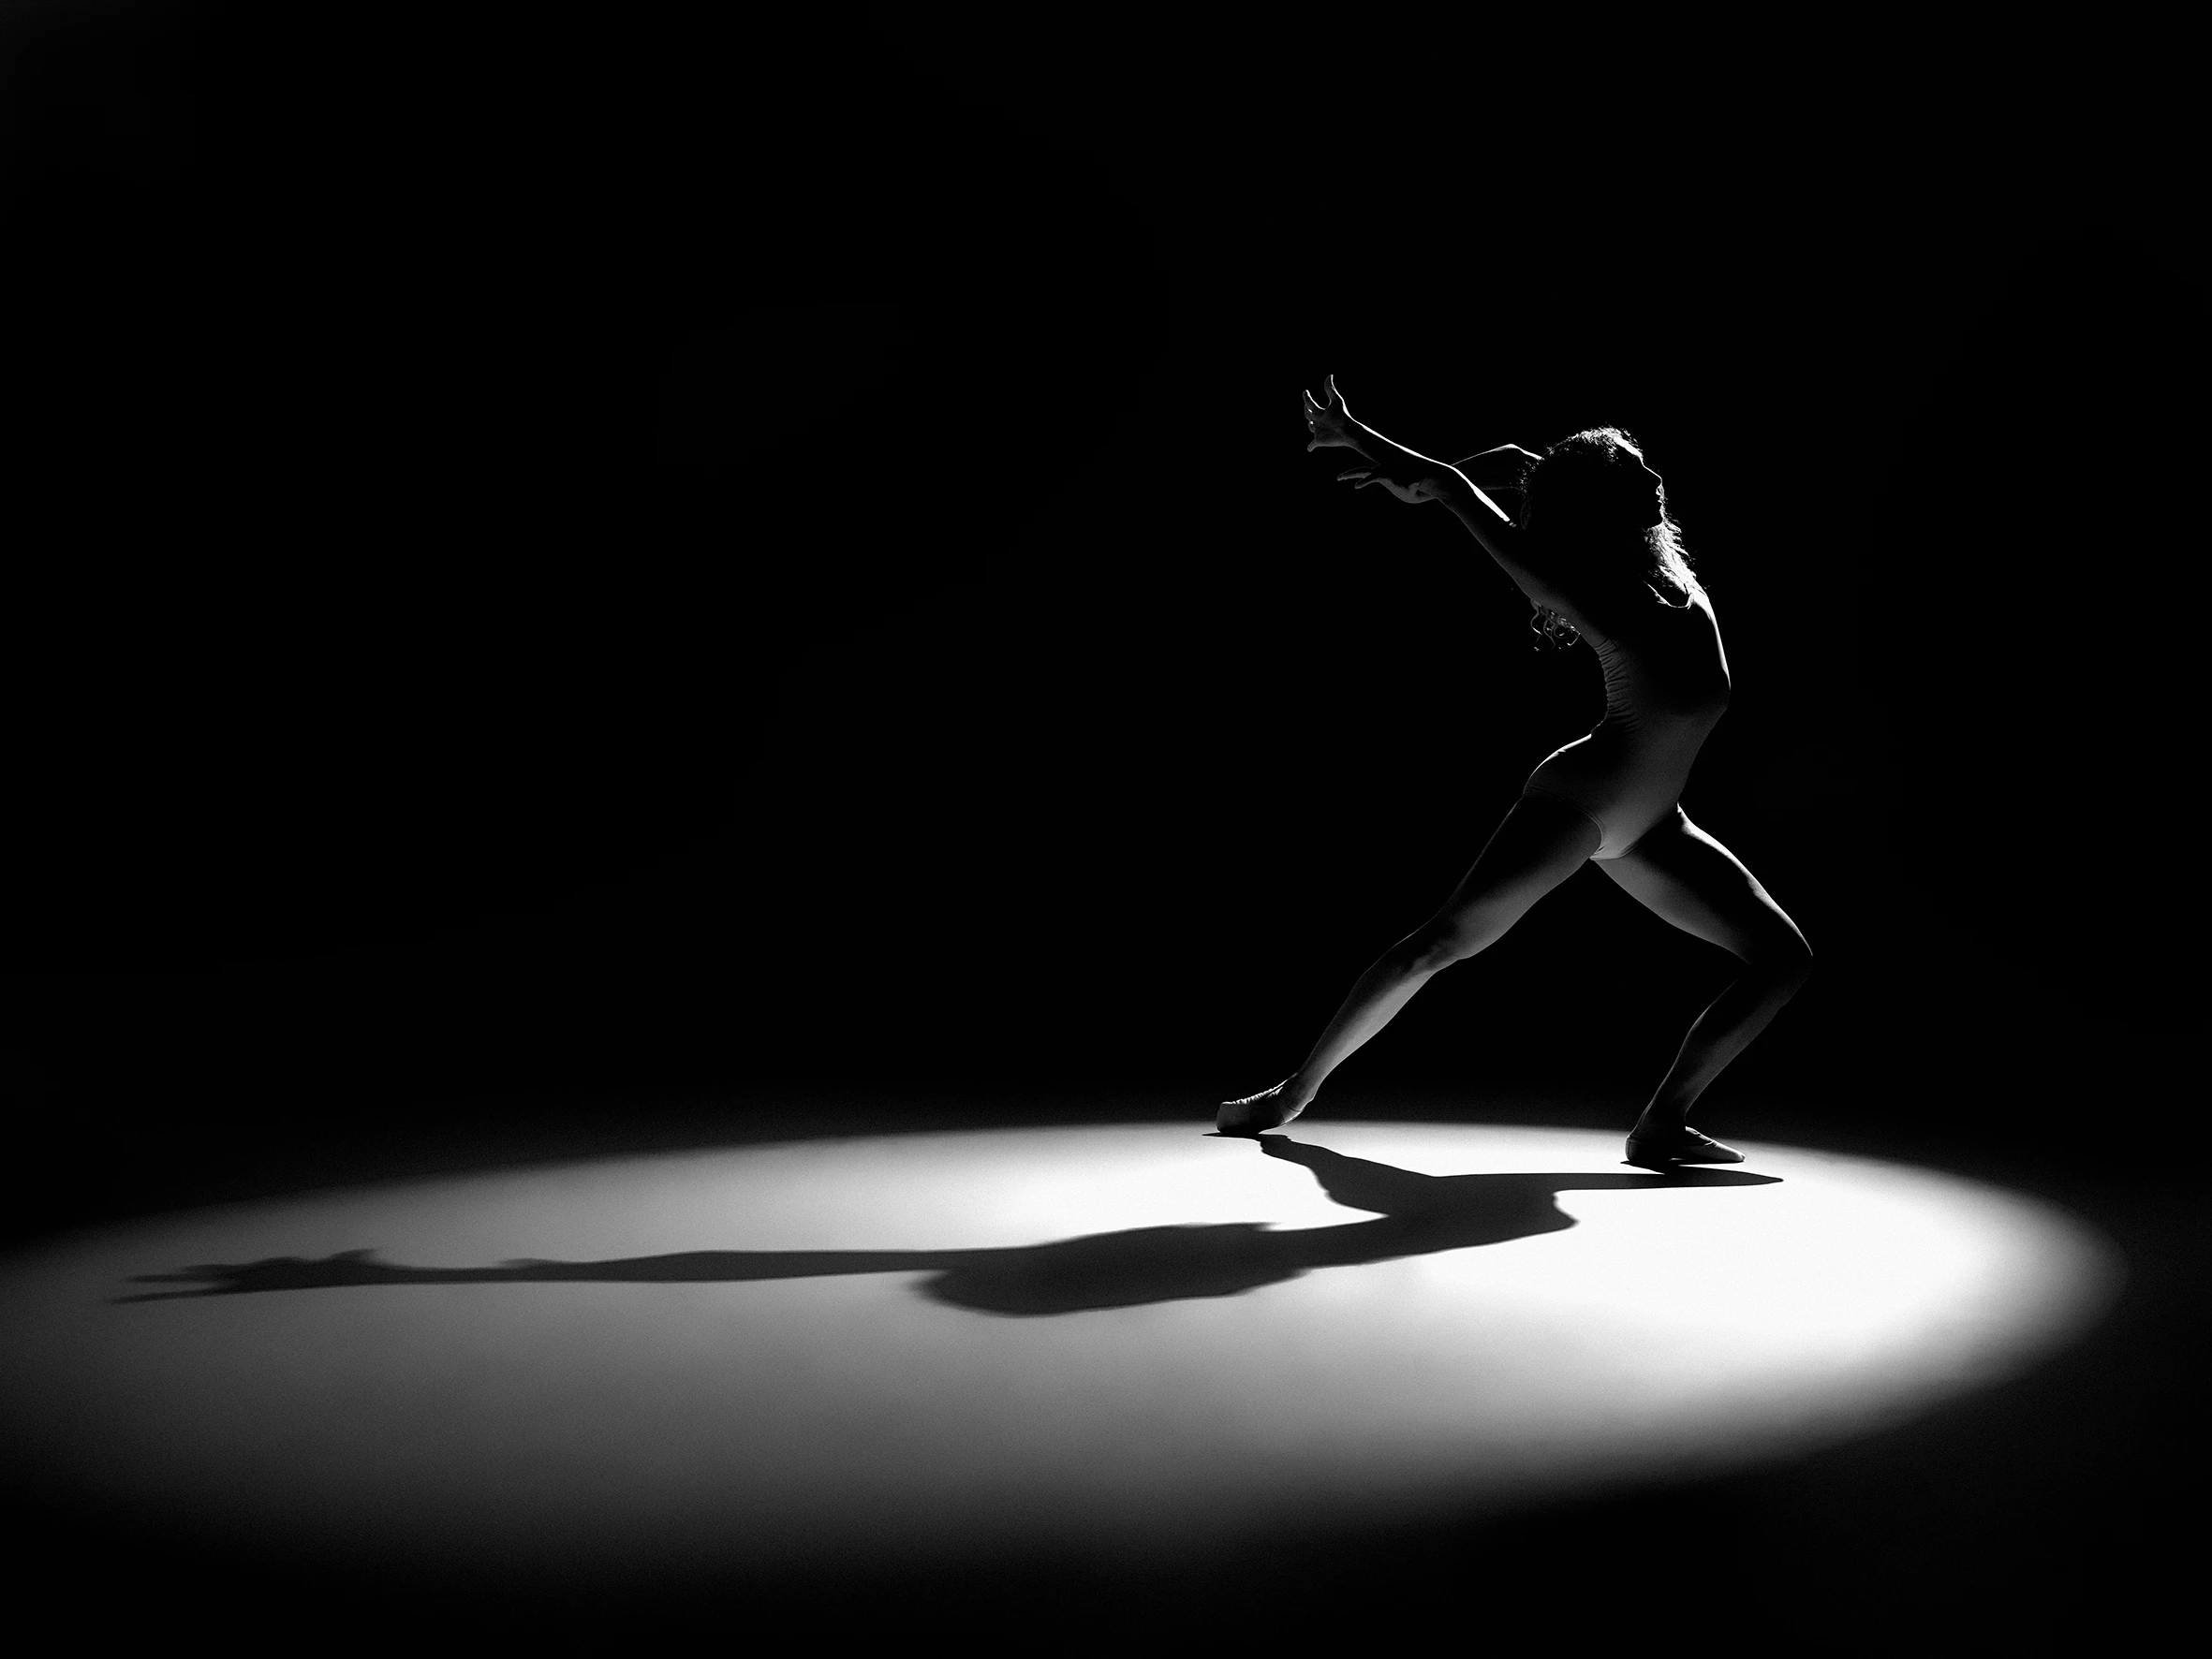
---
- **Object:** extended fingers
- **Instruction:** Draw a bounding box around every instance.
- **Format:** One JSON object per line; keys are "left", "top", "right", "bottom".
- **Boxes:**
{"left": 1303, "top": 374, "right": 1345, "bottom": 411}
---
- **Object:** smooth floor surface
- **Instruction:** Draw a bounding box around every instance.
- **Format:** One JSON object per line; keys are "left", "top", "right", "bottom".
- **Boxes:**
{"left": 0, "top": 1121, "right": 2119, "bottom": 1587}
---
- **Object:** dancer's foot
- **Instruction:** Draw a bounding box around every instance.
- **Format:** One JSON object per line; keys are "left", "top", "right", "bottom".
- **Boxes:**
{"left": 1623, "top": 1123, "right": 1746, "bottom": 1169}
{"left": 1217, "top": 1079, "right": 1311, "bottom": 1137}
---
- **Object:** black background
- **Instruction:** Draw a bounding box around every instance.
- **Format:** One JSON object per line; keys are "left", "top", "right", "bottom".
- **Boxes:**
{"left": 0, "top": 3, "right": 2196, "bottom": 1646}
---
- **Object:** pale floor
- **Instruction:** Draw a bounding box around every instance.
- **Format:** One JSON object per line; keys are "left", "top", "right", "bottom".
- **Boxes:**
{"left": 0, "top": 1118, "right": 2119, "bottom": 1590}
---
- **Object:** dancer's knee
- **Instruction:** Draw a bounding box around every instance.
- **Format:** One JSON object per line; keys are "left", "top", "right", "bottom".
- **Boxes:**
{"left": 1752, "top": 936, "right": 1814, "bottom": 996}
{"left": 1397, "top": 917, "right": 1501, "bottom": 974}
{"left": 1405, "top": 938, "right": 1467, "bottom": 975}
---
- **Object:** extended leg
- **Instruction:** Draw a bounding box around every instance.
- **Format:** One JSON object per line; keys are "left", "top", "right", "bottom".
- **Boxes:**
{"left": 1218, "top": 794, "right": 1601, "bottom": 1134}
{"left": 1598, "top": 808, "right": 1813, "bottom": 1151}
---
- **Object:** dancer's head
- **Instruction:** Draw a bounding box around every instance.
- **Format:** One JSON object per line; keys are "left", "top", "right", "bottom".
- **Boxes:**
{"left": 1523, "top": 427, "right": 1699, "bottom": 600}
{"left": 1525, "top": 427, "right": 1663, "bottom": 530}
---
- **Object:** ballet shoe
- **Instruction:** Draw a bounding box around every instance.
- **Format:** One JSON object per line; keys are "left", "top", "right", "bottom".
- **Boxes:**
{"left": 1215, "top": 1103, "right": 1281, "bottom": 1137}
{"left": 1622, "top": 1127, "right": 1745, "bottom": 1170}
{"left": 1216, "top": 1090, "right": 1303, "bottom": 1138}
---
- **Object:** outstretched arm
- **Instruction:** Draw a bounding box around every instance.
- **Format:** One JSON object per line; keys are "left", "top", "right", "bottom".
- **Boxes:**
{"left": 1452, "top": 442, "right": 1544, "bottom": 516}
{"left": 1304, "top": 376, "right": 1511, "bottom": 525}
{"left": 1304, "top": 378, "right": 1574, "bottom": 614}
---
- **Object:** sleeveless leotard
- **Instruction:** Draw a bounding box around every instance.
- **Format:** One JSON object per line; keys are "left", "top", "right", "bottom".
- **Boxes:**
{"left": 1516, "top": 583, "right": 1732, "bottom": 859}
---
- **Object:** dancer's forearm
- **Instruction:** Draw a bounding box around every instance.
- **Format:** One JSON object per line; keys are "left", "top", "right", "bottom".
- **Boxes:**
{"left": 1421, "top": 467, "right": 1545, "bottom": 595}
{"left": 1429, "top": 470, "right": 1515, "bottom": 534}
{"left": 1346, "top": 423, "right": 1519, "bottom": 540}
{"left": 1337, "top": 415, "right": 1436, "bottom": 473}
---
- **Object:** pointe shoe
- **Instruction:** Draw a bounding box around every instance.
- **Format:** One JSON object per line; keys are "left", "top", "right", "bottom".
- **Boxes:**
{"left": 1623, "top": 1127, "right": 1746, "bottom": 1169}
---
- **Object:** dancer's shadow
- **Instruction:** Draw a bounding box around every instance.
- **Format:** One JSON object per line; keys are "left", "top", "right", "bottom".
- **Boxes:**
{"left": 120, "top": 1136, "right": 1778, "bottom": 1316}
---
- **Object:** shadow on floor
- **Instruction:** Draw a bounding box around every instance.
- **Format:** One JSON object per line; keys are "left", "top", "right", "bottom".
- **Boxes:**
{"left": 119, "top": 1134, "right": 1778, "bottom": 1315}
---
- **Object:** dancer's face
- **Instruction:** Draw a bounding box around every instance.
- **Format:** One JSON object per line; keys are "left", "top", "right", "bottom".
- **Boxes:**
{"left": 1592, "top": 455, "right": 1665, "bottom": 528}
{"left": 1630, "top": 459, "right": 1665, "bottom": 527}
{"left": 1527, "top": 447, "right": 1666, "bottom": 533}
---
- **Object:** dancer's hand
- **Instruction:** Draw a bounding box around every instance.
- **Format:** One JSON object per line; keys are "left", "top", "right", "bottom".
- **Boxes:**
{"left": 1336, "top": 461, "right": 1451, "bottom": 505}
{"left": 1302, "top": 374, "right": 1367, "bottom": 452}
{"left": 120, "top": 1249, "right": 393, "bottom": 1299}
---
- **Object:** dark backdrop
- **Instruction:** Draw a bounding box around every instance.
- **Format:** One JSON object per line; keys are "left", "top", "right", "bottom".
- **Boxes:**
{"left": 0, "top": 8, "right": 2199, "bottom": 1651}
{"left": 1, "top": 6, "right": 2191, "bottom": 1226}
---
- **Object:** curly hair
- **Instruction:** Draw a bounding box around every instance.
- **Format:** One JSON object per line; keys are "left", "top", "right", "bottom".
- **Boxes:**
{"left": 1523, "top": 427, "right": 1702, "bottom": 609}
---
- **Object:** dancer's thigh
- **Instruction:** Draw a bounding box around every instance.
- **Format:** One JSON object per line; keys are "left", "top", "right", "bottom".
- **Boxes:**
{"left": 1423, "top": 793, "right": 1604, "bottom": 947}
{"left": 1598, "top": 807, "right": 1809, "bottom": 966}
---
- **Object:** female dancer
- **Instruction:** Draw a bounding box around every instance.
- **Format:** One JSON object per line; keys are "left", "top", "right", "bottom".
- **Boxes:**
{"left": 1218, "top": 378, "right": 1811, "bottom": 1168}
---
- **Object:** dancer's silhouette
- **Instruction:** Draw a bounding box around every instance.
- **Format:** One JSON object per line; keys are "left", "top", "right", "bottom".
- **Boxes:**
{"left": 118, "top": 1138, "right": 1777, "bottom": 1317}
{"left": 1219, "top": 381, "right": 1813, "bottom": 1168}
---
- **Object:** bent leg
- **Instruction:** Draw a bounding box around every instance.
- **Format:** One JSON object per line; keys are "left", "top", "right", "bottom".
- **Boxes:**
{"left": 1599, "top": 808, "right": 1813, "bottom": 1135}
{"left": 1220, "top": 794, "right": 1600, "bottom": 1134}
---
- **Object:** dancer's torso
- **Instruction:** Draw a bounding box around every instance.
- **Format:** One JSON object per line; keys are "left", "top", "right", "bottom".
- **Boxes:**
{"left": 1512, "top": 556, "right": 1732, "bottom": 859}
